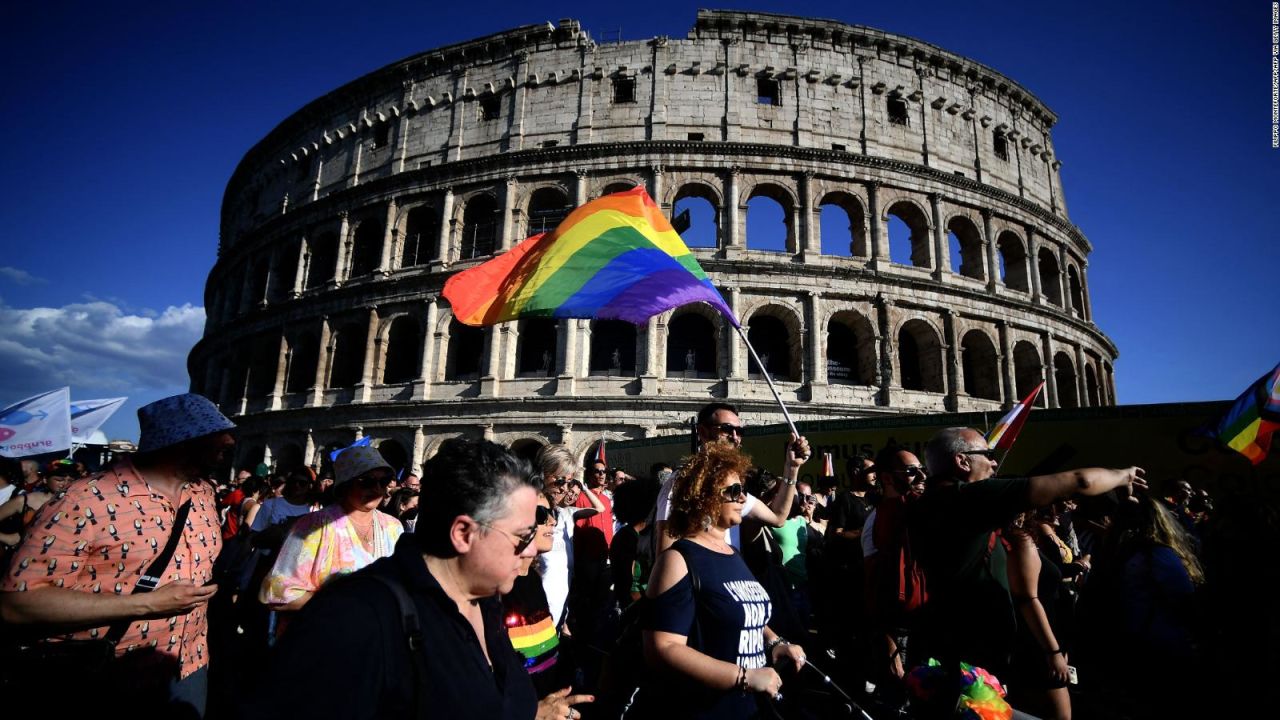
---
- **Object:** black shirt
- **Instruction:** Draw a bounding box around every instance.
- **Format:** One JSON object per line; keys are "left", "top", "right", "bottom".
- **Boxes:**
{"left": 241, "top": 535, "right": 537, "bottom": 720}
{"left": 826, "top": 491, "right": 874, "bottom": 560}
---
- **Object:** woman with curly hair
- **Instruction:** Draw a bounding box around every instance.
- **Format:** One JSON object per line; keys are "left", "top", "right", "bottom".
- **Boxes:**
{"left": 635, "top": 443, "right": 805, "bottom": 719}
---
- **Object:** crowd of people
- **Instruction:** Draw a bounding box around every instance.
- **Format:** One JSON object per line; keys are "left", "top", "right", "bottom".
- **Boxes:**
{"left": 0, "top": 392, "right": 1239, "bottom": 719}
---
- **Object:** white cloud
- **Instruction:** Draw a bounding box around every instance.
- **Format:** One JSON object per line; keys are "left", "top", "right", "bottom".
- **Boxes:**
{"left": 0, "top": 299, "right": 205, "bottom": 438}
{"left": 0, "top": 267, "right": 44, "bottom": 286}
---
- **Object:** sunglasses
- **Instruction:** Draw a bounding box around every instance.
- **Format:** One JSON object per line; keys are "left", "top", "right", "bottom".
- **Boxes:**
{"left": 719, "top": 483, "right": 747, "bottom": 502}
{"left": 535, "top": 505, "right": 558, "bottom": 526}
{"left": 960, "top": 449, "right": 999, "bottom": 460}
{"left": 547, "top": 476, "right": 572, "bottom": 488}
{"left": 355, "top": 473, "right": 394, "bottom": 488}
{"left": 591, "top": 468, "right": 607, "bottom": 474}
{"left": 713, "top": 423, "right": 744, "bottom": 437}
{"left": 799, "top": 493, "right": 815, "bottom": 504}
{"left": 898, "top": 465, "right": 926, "bottom": 478}
{"left": 478, "top": 521, "right": 537, "bottom": 554}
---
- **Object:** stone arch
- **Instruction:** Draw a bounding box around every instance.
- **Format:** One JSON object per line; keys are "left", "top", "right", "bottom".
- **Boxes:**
{"left": 273, "top": 442, "right": 305, "bottom": 472}
{"left": 375, "top": 438, "right": 411, "bottom": 475}
{"left": 589, "top": 320, "right": 637, "bottom": 376}
{"left": 595, "top": 178, "right": 642, "bottom": 198}
{"left": 1013, "top": 341, "right": 1045, "bottom": 407}
{"left": 826, "top": 310, "right": 876, "bottom": 386}
{"left": 1067, "top": 264, "right": 1085, "bottom": 317}
{"left": 1039, "top": 248, "right": 1063, "bottom": 306}
{"left": 269, "top": 239, "right": 300, "bottom": 302}
{"left": 896, "top": 318, "right": 944, "bottom": 393}
{"left": 460, "top": 192, "right": 499, "bottom": 260}
{"left": 946, "top": 214, "right": 986, "bottom": 280}
{"left": 818, "top": 191, "right": 868, "bottom": 257}
{"left": 671, "top": 182, "right": 721, "bottom": 249}
{"left": 1085, "top": 363, "right": 1100, "bottom": 407}
{"left": 245, "top": 334, "right": 278, "bottom": 399}
{"left": 508, "top": 436, "right": 546, "bottom": 465}
{"left": 666, "top": 308, "right": 719, "bottom": 378}
{"left": 744, "top": 304, "right": 803, "bottom": 382}
{"left": 744, "top": 183, "right": 796, "bottom": 253}
{"left": 885, "top": 198, "right": 932, "bottom": 268}
{"left": 306, "top": 231, "right": 339, "bottom": 289}
{"left": 348, "top": 216, "right": 384, "bottom": 278}
{"left": 285, "top": 332, "right": 319, "bottom": 394}
{"left": 382, "top": 314, "right": 421, "bottom": 384}
{"left": 960, "top": 329, "right": 1001, "bottom": 400}
{"left": 444, "top": 317, "right": 485, "bottom": 381}
{"left": 400, "top": 204, "right": 439, "bottom": 268}
{"left": 996, "top": 231, "right": 1029, "bottom": 292}
{"left": 1054, "top": 351, "right": 1078, "bottom": 408}
{"left": 526, "top": 185, "right": 573, "bottom": 236}
{"left": 327, "top": 319, "right": 366, "bottom": 389}
{"left": 516, "top": 318, "right": 558, "bottom": 377}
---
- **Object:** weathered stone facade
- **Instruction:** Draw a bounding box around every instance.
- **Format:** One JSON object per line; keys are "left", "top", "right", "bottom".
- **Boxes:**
{"left": 191, "top": 10, "right": 1117, "bottom": 472}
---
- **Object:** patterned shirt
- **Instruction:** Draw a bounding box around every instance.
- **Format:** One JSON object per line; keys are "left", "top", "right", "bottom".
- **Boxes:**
{"left": 0, "top": 458, "right": 222, "bottom": 678}
{"left": 258, "top": 504, "right": 403, "bottom": 607}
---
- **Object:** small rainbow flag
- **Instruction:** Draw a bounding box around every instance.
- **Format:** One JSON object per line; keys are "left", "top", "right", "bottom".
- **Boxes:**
{"left": 987, "top": 381, "right": 1044, "bottom": 452}
{"left": 594, "top": 435, "right": 607, "bottom": 466}
{"left": 443, "top": 186, "right": 738, "bottom": 327}
{"left": 1213, "top": 362, "right": 1280, "bottom": 465}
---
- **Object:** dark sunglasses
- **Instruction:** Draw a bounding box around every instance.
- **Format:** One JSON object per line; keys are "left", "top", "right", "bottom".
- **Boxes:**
{"left": 591, "top": 468, "right": 607, "bottom": 474}
{"left": 719, "top": 483, "right": 747, "bottom": 501}
{"left": 479, "top": 522, "right": 538, "bottom": 554}
{"left": 960, "top": 449, "right": 999, "bottom": 460}
{"left": 535, "top": 505, "right": 558, "bottom": 526}
{"left": 799, "top": 493, "right": 815, "bottom": 503}
{"left": 548, "top": 476, "right": 571, "bottom": 488}
{"left": 714, "top": 423, "right": 744, "bottom": 437}
{"left": 355, "top": 473, "right": 394, "bottom": 488}
{"left": 900, "top": 465, "right": 926, "bottom": 478}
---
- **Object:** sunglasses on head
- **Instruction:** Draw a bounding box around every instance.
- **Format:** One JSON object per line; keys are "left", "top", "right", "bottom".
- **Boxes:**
{"left": 535, "top": 505, "right": 557, "bottom": 526}
{"left": 960, "top": 449, "right": 999, "bottom": 460}
{"left": 719, "top": 483, "right": 747, "bottom": 501}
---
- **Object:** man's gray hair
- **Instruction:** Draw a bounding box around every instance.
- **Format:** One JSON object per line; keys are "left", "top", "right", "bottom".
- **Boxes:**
{"left": 535, "top": 444, "right": 579, "bottom": 481}
{"left": 925, "top": 427, "right": 979, "bottom": 477}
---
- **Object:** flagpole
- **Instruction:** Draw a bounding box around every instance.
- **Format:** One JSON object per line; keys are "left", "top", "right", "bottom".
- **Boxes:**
{"left": 733, "top": 325, "right": 800, "bottom": 439}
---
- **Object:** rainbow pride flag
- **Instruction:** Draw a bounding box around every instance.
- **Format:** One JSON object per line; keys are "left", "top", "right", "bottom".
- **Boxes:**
{"left": 1214, "top": 362, "right": 1280, "bottom": 465}
{"left": 987, "top": 381, "right": 1044, "bottom": 452}
{"left": 443, "top": 186, "right": 738, "bottom": 327}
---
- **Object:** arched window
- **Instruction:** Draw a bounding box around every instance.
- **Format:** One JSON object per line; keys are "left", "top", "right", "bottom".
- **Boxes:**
{"left": 1068, "top": 266, "right": 1084, "bottom": 317}
{"left": 667, "top": 312, "right": 717, "bottom": 377}
{"left": 947, "top": 216, "right": 985, "bottom": 280}
{"left": 444, "top": 319, "right": 484, "bottom": 381}
{"left": 827, "top": 312, "right": 876, "bottom": 386}
{"left": 1039, "top": 249, "right": 1063, "bottom": 306}
{"left": 461, "top": 194, "right": 499, "bottom": 259}
{"left": 1054, "top": 351, "right": 1078, "bottom": 408}
{"left": 1013, "top": 341, "right": 1045, "bottom": 407}
{"left": 746, "top": 312, "right": 797, "bottom": 382}
{"left": 960, "top": 330, "right": 1001, "bottom": 400}
{"left": 599, "top": 181, "right": 637, "bottom": 197}
{"left": 248, "top": 261, "right": 270, "bottom": 307}
{"left": 306, "top": 232, "right": 338, "bottom": 289}
{"left": 897, "top": 320, "right": 944, "bottom": 392}
{"left": 589, "top": 320, "right": 637, "bottom": 376}
{"left": 269, "top": 240, "right": 300, "bottom": 302}
{"left": 509, "top": 438, "right": 545, "bottom": 465}
{"left": 528, "top": 187, "right": 572, "bottom": 236}
{"left": 377, "top": 440, "right": 409, "bottom": 476}
{"left": 401, "top": 206, "right": 439, "bottom": 268}
{"left": 745, "top": 185, "right": 793, "bottom": 253}
{"left": 672, "top": 184, "right": 720, "bottom": 249}
{"left": 383, "top": 316, "right": 421, "bottom": 384}
{"left": 349, "top": 219, "right": 384, "bottom": 278}
{"left": 996, "top": 231, "right": 1029, "bottom": 292}
{"left": 1085, "top": 364, "right": 1100, "bottom": 407}
{"left": 246, "top": 337, "right": 277, "bottom": 399}
{"left": 285, "top": 333, "right": 319, "bottom": 394}
{"left": 517, "top": 319, "right": 558, "bottom": 377}
{"left": 818, "top": 192, "right": 867, "bottom": 257}
{"left": 886, "top": 201, "right": 931, "bottom": 268}
{"left": 327, "top": 321, "right": 366, "bottom": 389}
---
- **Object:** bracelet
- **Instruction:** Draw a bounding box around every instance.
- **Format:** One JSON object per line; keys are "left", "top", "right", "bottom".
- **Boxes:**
{"left": 765, "top": 637, "right": 788, "bottom": 654}
{"left": 1045, "top": 648, "right": 1064, "bottom": 656}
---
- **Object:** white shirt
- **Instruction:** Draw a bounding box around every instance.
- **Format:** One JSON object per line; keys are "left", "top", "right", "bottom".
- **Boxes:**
{"left": 540, "top": 505, "right": 578, "bottom": 626}
{"left": 0, "top": 484, "right": 15, "bottom": 506}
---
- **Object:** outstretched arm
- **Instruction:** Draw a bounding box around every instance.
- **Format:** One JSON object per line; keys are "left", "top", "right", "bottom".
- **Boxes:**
{"left": 1027, "top": 466, "right": 1146, "bottom": 508}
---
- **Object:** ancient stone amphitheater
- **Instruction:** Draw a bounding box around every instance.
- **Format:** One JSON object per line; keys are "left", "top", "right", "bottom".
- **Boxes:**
{"left": 191, "top": 10, "right": 1117, "bottom": 472}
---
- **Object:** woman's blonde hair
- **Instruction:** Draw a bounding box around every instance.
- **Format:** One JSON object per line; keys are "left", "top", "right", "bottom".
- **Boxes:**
{"left": 666, "top": 443, "right": 752, "bottom": 538}
{"left": 535, "top": 444, "right": 579, "bottom": 483}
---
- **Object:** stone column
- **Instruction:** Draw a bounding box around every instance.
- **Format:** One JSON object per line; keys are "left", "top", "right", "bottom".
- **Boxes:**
{"left": 415, "top": 299, "right": 439, "bottom": 400}
{"left": 500, "top": 176, "right": 518, "bottom": 251}
{"left": 556, "top": 319, "right": 578, "bottom": 396}
{"left": 723, "top": 167, "right": 741, "bottom": 251}
{"left": 726, "top": 288, "right": 742, "bottom": 379}
{"left": 800, "top": 172, "right": 819, "bottom": 258}
{"left": 292, "top": 235, "right": 307, "bottom": 297}
{"left": 930, "top": 193, "right": 948, "bottom": 281}
{"left": 309, "top": 317, "right": 331, "bottom": 407}
{"left": 574, "top": 170, "right": 588, "bottom": 206}
{"left": 806, "top": 291, "right": 826, "bottom": 387}
{"left": 334, "top": 211, "right": 351, "bottom": 285}
{"left": 1079, "top": 263, "right": 1093, "bottom": 321}
{"left": 1058, "top": 243, "right": 1072, "bottom": 313}
{"left": 436, "top": 188, "right": 454, "bottom": 264}
{"left": 303, "top": 430, "right": 315, "bottom": 470}
{"left": 943, "top": 309, "right": 960, "bottom": 411}
{"left": 356, "top": 307, "right": 380, "bottom": 402}
{"left": 874, "top": 294, "right": 894, "bottom": 406}
{"left": 558, "top": 423, "right": 575, "bottom": 449}
{"left": 981, "top": 209, "right": 998, "bottom": 293}
{"left": 411, "top": 426, "right": 426, "bottom": 474}
{"left": 1074, "top": 344, "right": 1089, "bottom": 407}
{"left": 269, "top": 333, "right": 288, "bottom": 411}
{"left": 997, "top": 320, "right": 1015, "bottom": 406}
{"left": 641, "top": 315, "right": 661, "bottom": 391}
{"left": 1041, "top": 331, "right": 1057, "bottom": 408}
{"left": 867, "top": 181, "right": 888, "bottom": 267}
{"left": 1027, "top": 226, "right": 1043, "bottom": 304}
{"left": 481, "top": 326, "right": 504, "bottom": 397}
{"left": 650, "top": 166, "right": 665, "bottom": 209}
{"left": 378, "top": 200, "right": 397, "bottom": 274}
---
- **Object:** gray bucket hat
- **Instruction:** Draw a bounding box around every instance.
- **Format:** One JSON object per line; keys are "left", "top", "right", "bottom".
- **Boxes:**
{"left": 333, "top": 445, "right": 393, "bottom": 488}
{"left": 136, "top": 393, "right": 236, "bottom": 454}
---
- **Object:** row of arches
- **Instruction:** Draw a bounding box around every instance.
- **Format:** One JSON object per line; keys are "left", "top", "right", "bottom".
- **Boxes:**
{"left": 205, "top": 301, "right": 1115, "bottom": 412}
{"left": 212, "top": 176, "right": 1091, "bottom": 326}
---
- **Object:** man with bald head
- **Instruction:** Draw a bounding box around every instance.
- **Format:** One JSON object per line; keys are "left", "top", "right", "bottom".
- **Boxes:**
{"left": 909, "top": 427, "right": 1147, "bottom": 677}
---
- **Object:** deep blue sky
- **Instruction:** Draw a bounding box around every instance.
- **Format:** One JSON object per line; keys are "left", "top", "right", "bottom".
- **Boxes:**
{"left": 1, "top": 0, "right": 1275, "bottom": 441}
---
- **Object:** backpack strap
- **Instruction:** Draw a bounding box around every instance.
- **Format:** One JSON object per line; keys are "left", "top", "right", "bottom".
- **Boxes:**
{"left": 367, "top": 574, "right": 427, "bottom": 720}
{"left": 103, "top": 499, "right": 192, "bottom": 646}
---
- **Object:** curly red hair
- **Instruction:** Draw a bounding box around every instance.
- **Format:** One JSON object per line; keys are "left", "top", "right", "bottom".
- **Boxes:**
{"left": 666, "top": 442, "right": 753, "bottom": 538}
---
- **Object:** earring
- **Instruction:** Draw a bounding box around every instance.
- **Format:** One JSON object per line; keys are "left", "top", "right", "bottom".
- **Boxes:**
{"left": 699, "top": 515, "right": 713, "bottom": 531}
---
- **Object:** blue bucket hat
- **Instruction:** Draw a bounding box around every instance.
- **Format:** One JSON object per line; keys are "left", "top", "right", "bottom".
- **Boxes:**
{"left": 333, "top": 445, "right": 393, "bottom": 488}
{"left": 136, "top": 393, "right": 236, "bottom": 454}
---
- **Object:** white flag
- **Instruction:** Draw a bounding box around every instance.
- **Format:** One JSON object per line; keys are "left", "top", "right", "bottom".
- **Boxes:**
{"left": 70, "top": 397, "right": 127, "bottom": 444}
{"left": 0, "top": 387, "right": 72, "bottom": 458}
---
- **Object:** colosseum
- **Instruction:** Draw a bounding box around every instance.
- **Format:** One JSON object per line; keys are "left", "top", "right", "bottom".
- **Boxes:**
{"left": 191, "top": 9, "right": 1118, "bottom": 472}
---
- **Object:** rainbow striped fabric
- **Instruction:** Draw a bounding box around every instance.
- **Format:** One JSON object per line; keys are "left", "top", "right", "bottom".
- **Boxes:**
{"left": 507, "top": 612, "right": 560, "bottom": 674}
{"left": 443, "top": 186, "right": 738, "bottom": 327}
{"left": 1214, "top": 362, "right": 1280, "bottom": 465}
{"left": 987, "top": 381, "right": 1044, "bottom": 452}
